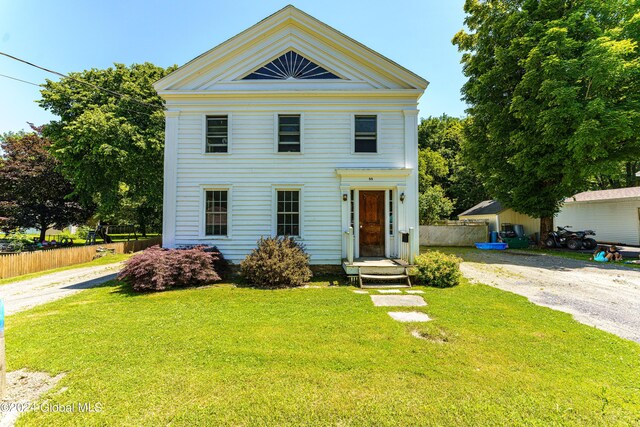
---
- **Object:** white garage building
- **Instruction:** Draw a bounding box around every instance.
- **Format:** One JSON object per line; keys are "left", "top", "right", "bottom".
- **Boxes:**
{"left": 555, "top": 187, "right": 640, "bottom": 246}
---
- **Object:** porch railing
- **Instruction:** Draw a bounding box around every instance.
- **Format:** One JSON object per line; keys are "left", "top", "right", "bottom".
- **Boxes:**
{"left": 344, "top": 226, "right": 354, "bottom": 264}
{"left": 399, "top": 227, "right": 415, "bottom": 264}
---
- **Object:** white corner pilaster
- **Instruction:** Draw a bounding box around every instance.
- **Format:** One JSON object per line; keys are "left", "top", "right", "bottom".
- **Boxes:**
{"left": 403, "top": 109, "right": 420, "bottom": 259}
{"left": 340, "top": 185, "right": 350, "bottom": 258}
{"left": 163, "top": 110, "right": 180, "bottom": 248}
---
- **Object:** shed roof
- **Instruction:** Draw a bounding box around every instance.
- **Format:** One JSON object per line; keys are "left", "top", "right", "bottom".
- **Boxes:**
{"left": 458, "top": 200, "right": 504, "bottom": 217}
{"left": 565, "top": 187, "right": 640, "bottom": 203}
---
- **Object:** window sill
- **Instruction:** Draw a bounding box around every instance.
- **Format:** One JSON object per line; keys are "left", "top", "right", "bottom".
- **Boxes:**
{"left": 196, "top": 236, "right": 232, "bottom": 240}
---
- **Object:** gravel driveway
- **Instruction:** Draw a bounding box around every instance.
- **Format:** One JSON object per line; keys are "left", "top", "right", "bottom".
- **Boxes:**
{"left": 0, "top": 263, "right": 121, "bottom": 315}
{"left": 458, "top": 250, "right": 640, "bottom": 343}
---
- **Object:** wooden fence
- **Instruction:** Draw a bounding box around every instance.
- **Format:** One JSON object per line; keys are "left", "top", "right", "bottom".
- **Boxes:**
{"left": 0, "top": 236, "right": 162, "bottom": 280}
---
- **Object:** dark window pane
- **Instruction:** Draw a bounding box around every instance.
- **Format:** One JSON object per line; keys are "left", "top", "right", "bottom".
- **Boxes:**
{"left": 355, "top": 116, "right": 376, "bottom": 132}
{"left": 278, "top": 144, "right": 300, "bottom": 152}
{"left": 355, "top": 139, "right": 377, "bottom": 153}
{"left": 205, "top": 190, "right": 228, "bottom": 235}
{"left": 278, "top": 115, "right": 301, "bottom": 151}
{"left": 354, "top": 116, "right": 377, "bottom": 153}
{"left": 279, "top": 134, "right": 300, "bottom": 143}
{"left": 279, "top": 115, "right": 298, "bottom": 124}
{"left": 276, "top": 191, "right": 300, "bottom": 236}
{"left": 206, "top": 116, "right": 228, "bottom": 153}
{"left": 209, "top": 145, "right": 227, "bottom": 153}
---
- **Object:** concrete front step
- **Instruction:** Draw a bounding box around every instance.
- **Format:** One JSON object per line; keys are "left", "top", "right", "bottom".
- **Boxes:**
{"left": 361, "top": 283, "right": 411, "bottom": 289}
{"left": 360, "top": 274, "right": 408, "bottom": 280}
{"left": 359, "top": 271, "right": 412, "bottom": 288}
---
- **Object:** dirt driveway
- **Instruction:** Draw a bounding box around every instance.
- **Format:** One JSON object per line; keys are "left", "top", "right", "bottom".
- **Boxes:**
{"left": 457, "top": 250, "right": 640, "bottom": 343}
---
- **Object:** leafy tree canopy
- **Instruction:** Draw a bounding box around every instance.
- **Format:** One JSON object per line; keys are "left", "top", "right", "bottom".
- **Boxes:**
{"left": 0, "top": 125, "right": 91, "bottom": 241}
{"left": 418, "top": 114, "right": 489, "bottom": 217}
{"left": 419, "top": 186, "right": 455, "bottom": 225}
{"left": 38, "top": 63, "right": 176, "bottom": 234}
{"left": 453, "top": 0, "right": 640, "bottom": 234}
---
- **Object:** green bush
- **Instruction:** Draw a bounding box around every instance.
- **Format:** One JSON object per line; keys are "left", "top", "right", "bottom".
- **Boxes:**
{"left": 412, "top": 251, "right": 462, "bottom": 288}
{"left": 240, "top": 237, "right": 312, "bottom": 288}
{"left": 76, "top": 226, "right": 93, "bottom": 240}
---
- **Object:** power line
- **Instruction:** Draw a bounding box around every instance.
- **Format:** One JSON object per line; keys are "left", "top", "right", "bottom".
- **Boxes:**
{"left": 0, "top": 73, "right": 41, "bottom": 87}
{"left": 0, "top": 51, "right": 164, "bottom": 111}
{"left": 0, "top": 69, "right": 157, "bottom": 119}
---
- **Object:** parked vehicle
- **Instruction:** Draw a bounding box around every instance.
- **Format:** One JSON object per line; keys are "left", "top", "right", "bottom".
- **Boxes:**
{"left": 545, "top": 226, "right": 597, "bottom": 250}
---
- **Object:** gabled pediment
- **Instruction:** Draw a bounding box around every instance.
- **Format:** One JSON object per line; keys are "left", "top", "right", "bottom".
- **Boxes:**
{"left": 154, "top": 5, "right": 428, "bottom": 94}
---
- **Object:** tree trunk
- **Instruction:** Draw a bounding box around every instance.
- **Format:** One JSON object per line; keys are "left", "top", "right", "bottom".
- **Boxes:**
{"left": 540, "top": 216, "right": 553, "bottom": 244}
{"left": 38, "top": 226, "right": 47, "bottom": 243}
{"left": 139, "top": 220, "right": 147, "bottom": 237}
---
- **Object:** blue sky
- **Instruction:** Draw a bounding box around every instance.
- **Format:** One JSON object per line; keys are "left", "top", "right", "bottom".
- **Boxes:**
{"left": 0, "top": 0, "right": 468, "bottom": 134}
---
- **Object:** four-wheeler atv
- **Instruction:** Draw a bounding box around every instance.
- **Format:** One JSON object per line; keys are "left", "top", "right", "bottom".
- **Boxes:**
{"left": 545, "top": 226, "right": 597, "bottom": 250}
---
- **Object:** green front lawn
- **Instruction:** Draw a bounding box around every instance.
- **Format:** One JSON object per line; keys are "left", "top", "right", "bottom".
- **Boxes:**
{"left": 7, "top": 279, "right": 640, "bottom": 426}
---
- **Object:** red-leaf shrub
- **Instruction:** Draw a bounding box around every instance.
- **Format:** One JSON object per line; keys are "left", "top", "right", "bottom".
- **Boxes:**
{"left": 117, "top": 245, "right": 223, "bottom": 292}
{"left": 200, "top": 245, "right": 229, "bottom": 278}
{"left": 240, "top": 237, "right": 312, "bottom": 288}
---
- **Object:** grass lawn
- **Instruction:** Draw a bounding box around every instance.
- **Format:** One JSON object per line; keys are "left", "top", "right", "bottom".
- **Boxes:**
{"left": 7, "top": 278, "right": 640, "bottom": 426}
{"left": 0, "top": 253, "right": 132, "bottom": 286}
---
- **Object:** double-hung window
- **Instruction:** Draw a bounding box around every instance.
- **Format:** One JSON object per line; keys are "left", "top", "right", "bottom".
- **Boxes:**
{"left": 276, "top": 190, "right": 300, "bottom": 236}
{"left": 206, "top": 115, "right": 228, "bottom": 153}
{"left": 278, "top": 114, "right": 301, "bottom": 152}
{"left": 205, "top": 190, "right": 228, "bottom": 236}
{"left": 354, "top": 115, "right": 377, "bottom": 153}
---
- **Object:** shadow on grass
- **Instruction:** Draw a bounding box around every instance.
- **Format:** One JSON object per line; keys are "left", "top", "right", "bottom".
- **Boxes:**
{"left": 107, "top": 272, "right": 351, "bottom": 296}
{"left": 230, "top": 273, "right": 349, "bottom": 289}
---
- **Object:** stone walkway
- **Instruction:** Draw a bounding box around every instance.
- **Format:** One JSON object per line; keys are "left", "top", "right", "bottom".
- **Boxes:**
{"left": 354, "top": 288, "right": 432, "bottom": 323}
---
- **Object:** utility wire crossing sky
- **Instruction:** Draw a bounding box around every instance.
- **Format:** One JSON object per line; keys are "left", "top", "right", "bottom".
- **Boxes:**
{"left": 0, "top": 0, "right": 468, "bottom": 134}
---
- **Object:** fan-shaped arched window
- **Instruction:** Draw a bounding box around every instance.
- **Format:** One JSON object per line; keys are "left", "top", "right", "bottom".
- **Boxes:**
{"left": 243, "top": 51, "right": 340, "bottom": 80}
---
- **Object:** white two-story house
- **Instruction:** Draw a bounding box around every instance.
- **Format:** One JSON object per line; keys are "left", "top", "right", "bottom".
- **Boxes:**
{"left": 154, "top": 5, "right": 428, "bottom": 269}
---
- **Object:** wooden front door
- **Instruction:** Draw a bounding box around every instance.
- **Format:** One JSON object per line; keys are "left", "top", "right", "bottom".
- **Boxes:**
{"left": 359, "top": 191, "right": 385, "bottom": 257}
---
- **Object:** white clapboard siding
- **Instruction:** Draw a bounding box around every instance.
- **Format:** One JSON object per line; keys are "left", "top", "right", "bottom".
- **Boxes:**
{"left": 172, "top": 108, "right": 409, "bottom": 264}
{"left": 156, "top": 6, "right": 426, "bottom": 264}
{"left": 555, "top": 200, "right": 640, "bottom": 246}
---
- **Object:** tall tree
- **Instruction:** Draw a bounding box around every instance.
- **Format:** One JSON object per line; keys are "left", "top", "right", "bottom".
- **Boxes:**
{"left": 453, "top": 0, "right": 640, "bottom": 237}
{"left": 418, "top": 114, "right": 489, "bottom": 215}
{"left": 38, "top": 63, "right": 176, "bottom": 235}
{"left": 0, "top": 126, "right": 91, "bottom": 241}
